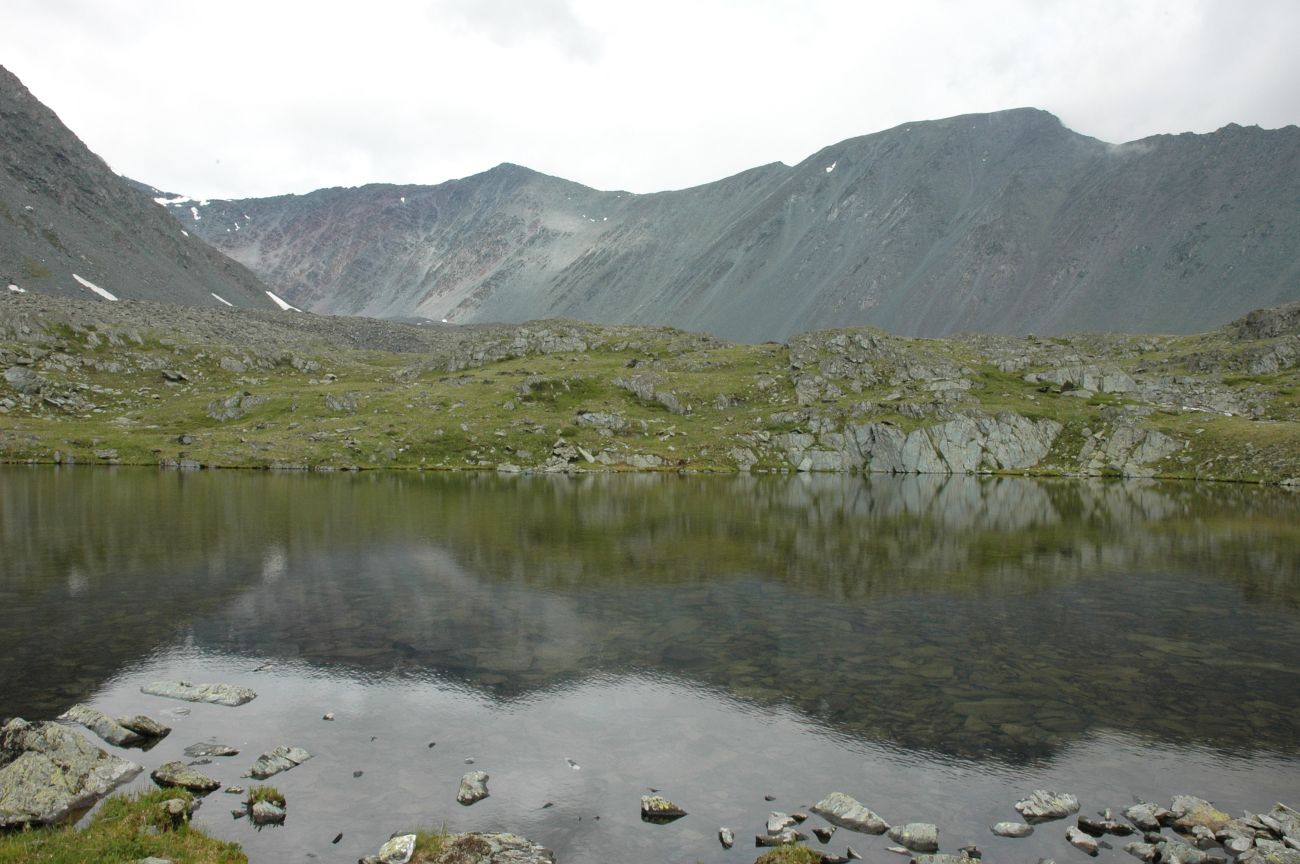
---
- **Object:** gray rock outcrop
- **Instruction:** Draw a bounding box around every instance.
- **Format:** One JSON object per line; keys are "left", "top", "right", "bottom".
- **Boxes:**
{"left": 0, "top": 717, "right": 142, "bottom": 828}
{"left": 141, "top": 680, "right": 257, "bottom": 706}
{"left": 360, "top": 831, "right": 555, "bottom": 864}
{"left": 811, "top": 791, "right": 890, "bottom": 833}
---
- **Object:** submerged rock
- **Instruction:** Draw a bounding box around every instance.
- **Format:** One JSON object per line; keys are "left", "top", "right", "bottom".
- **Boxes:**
{"left": 151, "top": 761, "right": 220, "bottom": 793}
{"left": 458, "top": 771, "right": 490, "bottom": 805}
{"left": 889, "top": 823, "right": 940, "bottom": 852}
{"left": 0, "top": 717, "right": 142, "bottom": 828}
{"left": 640, "top": 794, "right": 686, "bottom": 822}
{"left": 141, "top": 680, "right": 256, "bottom": 707}
{"left": 58, "top": 703, "right": 143, "bottom": 748}
{"left": 992, "top": 821, "right": 1034, "bottom": 837}
{"left": 184, "top": 742, "right": 239, "bottom": 759}
{"left": 1016, "top": 790, "right": 1081, "bottom": 822}
{"left": 248, "top": 746, "right": 311, "bottom": 780}
{"left": 812, "top": 792, "right": 890, "bottom": 834}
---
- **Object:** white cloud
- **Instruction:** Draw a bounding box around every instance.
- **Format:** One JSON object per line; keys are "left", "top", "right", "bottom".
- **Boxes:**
{"left": 4, "top": 0, "right": 1297, "bottom": 199}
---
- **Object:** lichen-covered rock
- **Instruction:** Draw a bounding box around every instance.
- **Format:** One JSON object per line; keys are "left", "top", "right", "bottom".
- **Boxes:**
{"left": 0, "top": 717, "right": 142, "bottom": 828}
{"left": 151, "top": 760, "right": 220, "bottom": 793}
{"left": 141, "top": 680, "right": 256, "bottom": 706}
{"left": 1125, "top": 802, "right": 1169, "bottom": 832}
{"left": 992, "top": 821, "right": 1034, "bottom": 837}
{"left": 458, "top": 770, "right": 490, "bottom": 805}
{"left": 1015, "top": 790, "right": 1081, "bottom": 822}
{"left": 1170, "top": 795, "right": 1232, "bottom": 834}
{"left": 58, "top": 703, "right": 143, "bottom": 747}
{"left": 811, "top": 791, "right": 890, "bottom": 834}
{"left": 248, "top": 745, "right": 312, "bottom": 779}
{"left": 888, "top": 823, "right": 939, "bottom": 852}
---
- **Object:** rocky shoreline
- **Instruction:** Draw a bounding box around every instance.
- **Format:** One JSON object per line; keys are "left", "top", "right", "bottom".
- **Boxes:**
{"left": 4, "top": 680, "right": 1298, "bottom": 864}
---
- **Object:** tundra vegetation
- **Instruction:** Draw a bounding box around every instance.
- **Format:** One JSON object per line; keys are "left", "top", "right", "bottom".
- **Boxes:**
{"left": 0, "top": 294, "right": 1296, "bottom": 483}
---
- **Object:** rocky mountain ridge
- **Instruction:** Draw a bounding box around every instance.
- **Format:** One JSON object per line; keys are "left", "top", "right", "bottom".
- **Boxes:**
{"left": 0, "top": 65, "right": 274, "bottom": 310}
{"left": 166, "top": 109, "right": 1299, "bottom": 341}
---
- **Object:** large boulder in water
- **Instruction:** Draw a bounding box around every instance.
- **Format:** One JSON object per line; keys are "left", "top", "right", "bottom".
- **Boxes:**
{"left": 811, "top": 791, "right": 890, "bottom": 834}
{"left": 0, "top": 717, "right": 142, "bottom": 828}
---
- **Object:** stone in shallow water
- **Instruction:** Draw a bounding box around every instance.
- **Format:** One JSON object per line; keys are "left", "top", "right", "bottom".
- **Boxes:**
{"left": 992, "top": 821, "right": 1034, "bottom": 837}
{"left": 888, "top": 823, "right": 940, "bottom": 852}
{"left": 1126, "top": 842, "right": 1161, "bottom": 862}
{"left": 184, "top": 742, "right": 239, "bottom": 759}
{"left": 812, "top": 792, "right": 890, "bottom": 834}
{"left": 719, "top": 827, "right": 735, "bottom": 848}
{"left": 116, "top": 715, "right": 170, "bottom": 740}
{"left": 911, "top": 855, "right": 971, "bottom": 864}
{"left": 1160, "top": 839, "right": 1211, "bottom": 864}
{"left": 640, "top": 794, "right": 686, "bottom": 822}
{"left": 250, "top": 800, "right": 286, "bottom": 825}
{"left": 768, "top": 811, "right": 798, "bottom": 834}
{"left": 0, "top": 717, "right": 142, "bottom": 828}
{"left": 247, "top": 745, "right": 311, "bottom": 779}
{"left": 1171, "top": 796, "right": 1232, "bottom": 834}
{"left": 58, "top": 703, "right": 143, "bottom": 748}
{"left": 755, "top": 829, "right": 805, "bottom": 846}
{"left": 360, "top": 831, "right": 554, "bottom": 864}
{"left": 1125, "top": 802, "right": 1167, "bottom": 832}
{"left": 151, "top": 761, "right": 220, "bottom": 793}
{"left": 1016, "top": 790, "right": 1081, "bottom": 822}
{"left": 1067, "top": 826, "right": 1100, "bottom": 856}
{"left": 458, "top": 771, "right": 490, "bottom": 805}
{"left": 141, "top": 681, "right": 256, "bottom": 707}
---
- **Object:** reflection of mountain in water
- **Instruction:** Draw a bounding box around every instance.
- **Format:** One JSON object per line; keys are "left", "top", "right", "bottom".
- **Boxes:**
{"left": 2, "top": 468, "right": 1298, "bottom": 762}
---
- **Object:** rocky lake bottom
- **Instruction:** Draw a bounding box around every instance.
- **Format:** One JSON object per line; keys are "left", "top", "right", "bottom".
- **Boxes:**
{"left": 1, "top": 467, "right": 1297, "bottom": 863}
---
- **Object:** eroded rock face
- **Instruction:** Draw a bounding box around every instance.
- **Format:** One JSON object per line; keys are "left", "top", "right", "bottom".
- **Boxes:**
{"left": 811, "top": 791, "right": 890, "bottom": 834}
{"left": 0, "top": 717, "right": 142, "bottom": 827}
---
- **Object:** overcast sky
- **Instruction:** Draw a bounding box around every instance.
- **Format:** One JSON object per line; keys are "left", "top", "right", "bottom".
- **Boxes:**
{"left": 5, "top": 0, "right": 1299, "bottom": 200}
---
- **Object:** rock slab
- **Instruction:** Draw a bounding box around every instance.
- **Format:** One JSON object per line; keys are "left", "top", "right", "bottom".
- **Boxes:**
{"left": 0, "top": 717, "right": 142, "bottom": 828}
{"left": 248, "top": 745, "right": 312, "bottom": 779}
{"left": 58, "top": 703, "right": 143, "bottom": 747}
{"left": 812, "top": 792, "right": 890, "bottom": 834}
{"left": 151, "top": 760, "right": 220, "bottom": 793}
{"left": 141, "top": 680, "right": 256, "bottom": 706}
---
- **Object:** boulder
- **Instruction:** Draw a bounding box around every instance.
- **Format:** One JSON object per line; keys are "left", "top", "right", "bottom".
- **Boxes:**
{"left": 1171, "top": 796, "right": 1232, "bottom": 834}
{"left": 992, "top": 822, "right": 1034, "bottom": 837}
{"left": 1126, "top": 802, "right": 1169, "bottom": 832}
{"left": 889, "top": 823, "right": 940, "bottom": 852}
{"left": 1160, "top": 839, "right": 1211, "bottom": 864}
{"left": 141, "top": 680, "right": 256, "bottom": 706}
{"left": 151, "top": 760, "right": 220, "bottom": 793}
{"left": 720, "top": 827, "right": 735, "bottom": 848}
{"left": 58, "top": 703, "right": 143, "bottom": 747}
{"left": 1067, "top": 826, "right": 1100, "bottom": 856}
{"left": 0, "top": 717, "right": 142, "bottom": 828}
{"left": 812, "top": 792, "right": 890, "bottom": 834}
{"left": 117, "top": 715, "right": 170, "bottom": 740}
{"left": 366, "top": 833, "right": 416, "bottom": 864}
{"left": 3, "top": 365, "right": 44, "bottom": 395}
{"left": 755, "top": 829, "right": 806, "bottom": 846}
{"left": 768, "top": 812, "right": 798, "bottom": 834}
{"left": 248, "top": 745, "right": 312, "bottom": 779}
{"left": 458, "top": 770, "right": 490, "bottom": 805}
{"left": 1015, "top": 790, "right": 1081, "bottom": 822}
{"left": 250, "top": 800, "right": 286, "bottom": 825}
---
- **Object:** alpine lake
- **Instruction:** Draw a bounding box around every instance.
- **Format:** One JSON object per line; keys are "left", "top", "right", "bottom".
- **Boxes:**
{"left": 1, "top": 466, "right": 1297, "bottom": 864}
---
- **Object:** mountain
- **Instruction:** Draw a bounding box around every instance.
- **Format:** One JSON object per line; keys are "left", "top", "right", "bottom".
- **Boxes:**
{"left": 168, "top": 109, "right": 1300, "bottom": 341}
{"left": 0, "top": 65, "right": 274, "bottom": 309}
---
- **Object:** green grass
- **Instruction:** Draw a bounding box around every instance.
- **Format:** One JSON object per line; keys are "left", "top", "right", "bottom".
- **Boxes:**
{"left": 0, "top": 788, "right": 245, "bottom": 864}
{"left": 246, "top": 785, "right": 285, "bottom": 807}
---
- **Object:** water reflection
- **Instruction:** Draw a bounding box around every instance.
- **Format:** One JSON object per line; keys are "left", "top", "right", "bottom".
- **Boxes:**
{"left": 2, "top": 467, "right": 1298, "bottom": 765}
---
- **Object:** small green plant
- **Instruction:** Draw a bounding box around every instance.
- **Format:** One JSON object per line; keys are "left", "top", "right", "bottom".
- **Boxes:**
{"left": 246, "top": 785, "right": 285, "bottom": 807}
{"left": 411, "top": 827, "right": 451, "bottom": 862}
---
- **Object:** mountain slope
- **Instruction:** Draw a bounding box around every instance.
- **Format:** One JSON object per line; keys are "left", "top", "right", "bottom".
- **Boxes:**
{"left": 0, "top": 65, "right": 274, "bottom": 310}
{"left": 170, "top": 108, "right": 1300, "bottom": 340}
